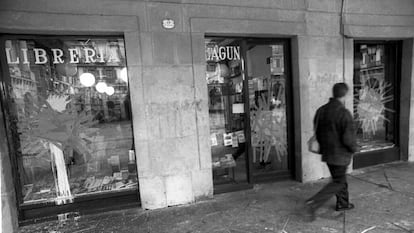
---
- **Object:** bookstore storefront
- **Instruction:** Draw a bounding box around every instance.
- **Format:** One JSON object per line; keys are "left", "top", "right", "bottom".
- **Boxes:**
{"left": 0, "top": 35, "right": 139, "bottom": 221}
{"left": 2, "top": 0, "right": 414, "bottom": 229}
{"left": 3, "top": 33, "right": 412, "bottom": 223}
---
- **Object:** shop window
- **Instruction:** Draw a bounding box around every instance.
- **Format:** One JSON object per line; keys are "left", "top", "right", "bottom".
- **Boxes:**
{"left": 353, "top": 42, "right": 399, "bottom": 153}
{"left": 206, "top": 38, "right": 248, "bottom": 185}
{"left": 3, "top": 37, "right": 137, "bottom": 205}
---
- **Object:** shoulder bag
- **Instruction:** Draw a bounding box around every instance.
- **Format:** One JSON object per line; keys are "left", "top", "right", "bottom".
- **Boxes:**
{"left": 307, "top": 110, "right": 321, "bottom": 154}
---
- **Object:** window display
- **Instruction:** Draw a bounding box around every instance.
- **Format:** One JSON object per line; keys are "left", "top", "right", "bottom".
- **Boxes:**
{"left": 354, "top": 44, "right": 396, "bottom": 152}
{"left": 4, "top": 37, "right": 137, "bottom": 205}
{"left": 206, "top": 38, "right": 248, "bottom": 185}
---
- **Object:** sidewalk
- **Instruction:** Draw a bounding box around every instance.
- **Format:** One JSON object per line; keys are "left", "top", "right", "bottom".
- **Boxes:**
{"left": 19, "top": 162, "right": 414, "bottom": 233}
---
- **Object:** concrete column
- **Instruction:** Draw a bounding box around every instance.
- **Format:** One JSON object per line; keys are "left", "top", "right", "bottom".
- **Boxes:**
{"left": 298, "top": 34, "right": 348, "bottom": 181}
{"left": 344, "top": 38, "right": 355, "bottom": 172}
{"left": 125, "top": 6, "right": 214, "bottom": 208}
{"left": 1, "top": 107, "right": 18, "bottom": 232}
{"left": 402, "top": 39, "right": 414, "bottom": 162}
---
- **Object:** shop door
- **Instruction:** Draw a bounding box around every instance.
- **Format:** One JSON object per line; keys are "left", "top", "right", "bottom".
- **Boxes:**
{"left": 245, "top": 40, "right": 292, "bottom": 182}
{"left": 353, "top": 41, "right": 402, "bottom": 169}
{"left": 206, "top": 37, "right": 293, "bottom": 192}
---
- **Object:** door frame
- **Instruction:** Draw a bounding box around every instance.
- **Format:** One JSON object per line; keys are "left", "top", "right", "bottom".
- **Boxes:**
{"left": 207, "top": 36, "right": 296, "bottom": 193}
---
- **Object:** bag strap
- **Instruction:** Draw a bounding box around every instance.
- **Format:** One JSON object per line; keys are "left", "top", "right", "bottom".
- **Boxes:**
{"left": 314, "top": 108, "right": 322, "bottom": 132}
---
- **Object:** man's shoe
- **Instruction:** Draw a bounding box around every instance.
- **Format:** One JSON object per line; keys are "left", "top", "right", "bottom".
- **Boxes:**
{"left": 304, "top": 201, "right": 316, "bottom": 222}
{"left": 335, "top": 203, "right": 355, "bottom": 211}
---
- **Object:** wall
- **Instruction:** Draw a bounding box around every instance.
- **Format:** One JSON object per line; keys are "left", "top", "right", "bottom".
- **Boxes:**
{"left": 300, "top": 2, "right": 354, "bottom": 181}
{"left": 0, "top": 0, "right": 414, "bottom": 227}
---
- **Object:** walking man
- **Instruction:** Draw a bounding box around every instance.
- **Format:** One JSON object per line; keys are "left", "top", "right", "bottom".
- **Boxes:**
{"left": 305, "top": 83, "right": 359, "bottom": 221}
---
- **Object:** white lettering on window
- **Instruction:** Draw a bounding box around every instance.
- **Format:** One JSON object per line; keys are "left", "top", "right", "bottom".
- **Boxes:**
{"left": 34, "top": 48, "right": 48, "bottom": 64}
{"left": 5, "top": 48, "right": 19, "bottom": 64}
{"left": 68, "top": 48, "right": 80, "bottom": 63}
{"left": 51, "top": 49, "right": 64, "bottom": 64}
{"left": 84, "top": 48, "right": 96, "bottom": 63}
{"left": 21, "top": 48, "right": 29, "bottom": 64}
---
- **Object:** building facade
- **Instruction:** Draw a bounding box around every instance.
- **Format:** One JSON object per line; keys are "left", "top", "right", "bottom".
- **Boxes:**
{"left": 1, "top": 0, "right": 414, "bottom": 231}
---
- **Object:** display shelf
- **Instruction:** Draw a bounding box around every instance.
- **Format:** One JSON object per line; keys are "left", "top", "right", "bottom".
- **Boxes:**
{"left": 19, "top": 189, "right": 140, "bottom": 224}
{"left": 227, "top": 73, "right": 242, "bottom": 79}
{"left": 21, "top": 186, "right": 138, "bottom": 207}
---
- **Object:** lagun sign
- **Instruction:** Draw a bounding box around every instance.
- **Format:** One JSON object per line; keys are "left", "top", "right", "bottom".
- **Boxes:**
{"left": 205, "top": 44, "right": 241, "bottom": 61}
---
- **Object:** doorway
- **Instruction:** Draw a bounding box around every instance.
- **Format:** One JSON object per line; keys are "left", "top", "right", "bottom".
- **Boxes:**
{"left": 205, "top": 37, "right": 294, "bottom": 192}
{"left": 353, "top": 41, "right": 402, "bottom": 169}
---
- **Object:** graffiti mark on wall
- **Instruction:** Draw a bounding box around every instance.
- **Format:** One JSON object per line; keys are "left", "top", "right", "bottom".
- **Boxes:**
{"left": 308, "top": 73, "right": 342, "bottom": 109}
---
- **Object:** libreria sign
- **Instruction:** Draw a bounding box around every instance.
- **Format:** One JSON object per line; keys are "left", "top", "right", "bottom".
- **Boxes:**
{"left": 205, "top": 45, "right": 241, "bottom": 61}
{"left": 5, "top": 47, "right": 122, "bottom": 65}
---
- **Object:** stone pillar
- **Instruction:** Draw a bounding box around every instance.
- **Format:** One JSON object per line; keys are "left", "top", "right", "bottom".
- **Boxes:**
{"left": 299, "top": 11, "right": 355, "bottom": 181}
{"left": 1, "top": 107, "right": 18, "bottom": 232}
{"left": 124, "top": 9, "right": 214, "bottom": 208}
{"left": 402, "top": 39, "right": 414, "bottom": 162}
